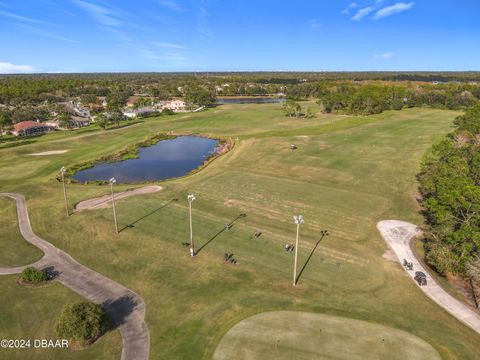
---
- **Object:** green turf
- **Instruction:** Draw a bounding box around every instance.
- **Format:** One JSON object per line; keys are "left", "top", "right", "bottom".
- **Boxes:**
{"left": 1, "top": 104, "right": 479, "bottom": 359}
{"left": 0, "top": 197, "right": 43, "bottom": 267}
{"left": 0, "top": 276, "right": 121, "bottom": 359}
{"left": 214, "top": 311, "right": 441, "bottom": 360}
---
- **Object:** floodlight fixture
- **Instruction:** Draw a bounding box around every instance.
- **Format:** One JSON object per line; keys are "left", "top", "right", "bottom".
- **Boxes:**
{"left": 109, "top": 177, "right": 118, "bottom": 234}
{"left": 187, "top": 194, "right": 196, "bottom": 256}
{"left": 60, "top": 165, "right": 69, "bottom": 216}
{"left": 292, "top": 214, "right": 304, "bottom": 286}
{"left": 293, "top": 215, "right": 304, "bottom": 225}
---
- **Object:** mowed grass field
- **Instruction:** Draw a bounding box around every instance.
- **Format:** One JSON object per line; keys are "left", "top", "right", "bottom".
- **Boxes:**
{"left": 0, "top": 197, "right": 42, "bottom": 267}
{"left": 214, "top": 311, "right": 442, "bottom": 360}
{"left": 1, "top": 103, "right": 479, "bottom": 359}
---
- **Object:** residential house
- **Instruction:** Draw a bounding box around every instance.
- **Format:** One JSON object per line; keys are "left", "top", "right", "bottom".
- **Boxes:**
{"left": 156, "top": 100, "right": 186, "bottom": 112}
{"left": 73, "top": 105, "right": 90, "bottom": 118}
{"left": 122, "top": 107, "right": 156, "bottom": 118}
{"left": 126, "top": 96, "right": 139, "bottom": 108}
{"left": 70, "top": 116, "right": 91, "bottom": 128}
{"left": 12, "top": 121, "right": 53, "bottom": 136}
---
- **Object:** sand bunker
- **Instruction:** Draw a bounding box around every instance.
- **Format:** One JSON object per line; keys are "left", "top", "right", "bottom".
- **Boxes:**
{"left": 74, "top": 185, "right": 163, "bottom": 211}
{"left": 30, "top": 150, "right": 68, "bottom": 156}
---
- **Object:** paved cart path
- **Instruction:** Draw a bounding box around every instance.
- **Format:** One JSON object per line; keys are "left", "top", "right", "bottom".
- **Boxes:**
{"left": 0, "top": 192, "right": 150, "bottom": 360}
{"left": 377, "top": 220, "right": 480, "bottom": 335}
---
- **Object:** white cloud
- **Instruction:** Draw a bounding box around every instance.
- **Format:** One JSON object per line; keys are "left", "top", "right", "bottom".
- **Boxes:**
{"left": 0, "top": 61, "right": 37, "bottom": 74}
{"left": 141, "top": 49, "right": 187, "bottom": 61}
{"left": 374, "top": 2, "right": 415, "bottom": 19}
{"left": 350, "top": 0, "right": 386, "bottom": 20}
{"left": 308, "top": 19, "right": 322, "bottom": 29}
{"left": 72, "top": 0, "right": 121, "bottom": 27}
{"left": 351, "top": 6, "right": 374, "bottom": 21}
{"left": 197, "top": 0, "right": 212, "bottom": 39}
{"left": 341, "top": 2, "right": 358, "bottom": 15}
{"left": 373, "top": 52, "right": 395, "bottom": 59}
{"left": 19, "top": 24, "right": 78, "bottom": 43}
{"left": 0, "top": 9, "right": 46, "bottom": 24}
{"left": 151, "top": 41, "right": 185, "bottom": 49}
{"left": 156, "top": 0, "right": 185, "bottom": 12}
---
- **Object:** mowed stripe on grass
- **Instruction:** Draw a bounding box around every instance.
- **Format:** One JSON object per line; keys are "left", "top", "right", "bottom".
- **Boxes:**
{"left": 1, "top": 105, "right": 479, "bottom": 359}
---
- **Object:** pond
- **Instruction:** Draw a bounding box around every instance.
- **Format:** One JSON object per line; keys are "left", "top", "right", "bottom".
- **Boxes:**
{"left": 216, "top": 97, "right": 286, "bottom": 104}
{"left": 73, "top": 136, "right": 219, "bottom": 183}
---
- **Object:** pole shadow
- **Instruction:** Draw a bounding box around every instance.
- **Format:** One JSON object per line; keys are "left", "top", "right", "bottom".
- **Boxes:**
{"left": 195, "top": 213, "right": 246, "bottom": 255}
{"left": 118, "top": 198, "right": 178, "bottom": 233}
{"left": 295, "top": 230, "right": 329, "bottom": 285}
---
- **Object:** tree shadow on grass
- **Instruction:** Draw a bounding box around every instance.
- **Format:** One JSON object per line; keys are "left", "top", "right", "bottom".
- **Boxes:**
{"left": 195, "top": 213, "right": 246, "bottom": 255}
{"left": 118, "top": 198, "right": 178, "bottom": 233}
{"left": 102, "top": 294, "right": 137, "bottom": 331}
{"left": 295, "top": 230, "right": 329, "bottom": 285}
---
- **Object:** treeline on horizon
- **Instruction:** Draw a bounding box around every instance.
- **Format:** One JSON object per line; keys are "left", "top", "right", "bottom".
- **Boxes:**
{"left": 1, "top": 71, "right": 480, "bottom": 113}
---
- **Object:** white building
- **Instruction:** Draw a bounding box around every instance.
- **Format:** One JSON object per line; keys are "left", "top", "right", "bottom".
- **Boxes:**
{"left": 156, "top": 100, "right": 186, "bottom": 112}
{"left": 122, "top": 107, "right": 156, "bottom": 118}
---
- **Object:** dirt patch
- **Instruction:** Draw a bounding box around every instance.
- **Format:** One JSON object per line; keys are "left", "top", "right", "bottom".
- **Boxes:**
{"left": 29, "top": 150, "right": 68, "bottom": 156}
{"left": 382, "top": 248, "right": 397, "bottom": 262}
{"left": 445, "top": 273, "right": 478, "bottom": 308}
{"left": 16, "top": 279, "right": 52, "bottom": 287}
{"left": 74, "top": 185, "right": 163, "bottom": 211}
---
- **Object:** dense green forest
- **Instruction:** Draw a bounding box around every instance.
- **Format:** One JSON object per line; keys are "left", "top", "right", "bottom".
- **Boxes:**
{"left": 1, "top": 72, "right": 479, "bottom": 113}
{"left": 418, "top": 104, "right": 480, "bottom": 298}
{"left": 1, "top": 72, "right": 480, "bottom": 135}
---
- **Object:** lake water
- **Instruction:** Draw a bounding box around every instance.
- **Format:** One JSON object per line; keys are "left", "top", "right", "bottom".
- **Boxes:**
{"left": 216, "top": 97, "right": 286, "bottom": 104}
{"left": 73, "top": 136, "right": 219, "bottom": 183}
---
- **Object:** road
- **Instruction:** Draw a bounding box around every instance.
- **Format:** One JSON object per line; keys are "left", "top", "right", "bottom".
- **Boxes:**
{"left": 0, "top": 192, "right": 150, "bottom": 360}
{"left": 377, "top": 220, "right": 480, "bottom": 335}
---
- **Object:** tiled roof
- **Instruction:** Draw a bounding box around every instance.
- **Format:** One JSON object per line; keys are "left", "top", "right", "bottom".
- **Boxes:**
{"left": 14, "top": 121, "right": 49, "bottom": 132}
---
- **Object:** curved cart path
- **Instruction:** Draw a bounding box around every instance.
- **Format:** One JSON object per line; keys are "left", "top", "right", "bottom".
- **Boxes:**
{"left": 377, "top": 220, "right": 480, "bottom": 335}
{"left": 0, "top": 192, "right": 150, "bottom": 360}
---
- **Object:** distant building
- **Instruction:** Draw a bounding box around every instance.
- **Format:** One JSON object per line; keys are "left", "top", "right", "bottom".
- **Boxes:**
{"left": 126, "top": 96, "right": 139, "bottom": 108}
{"left": 122, "top": 107, "right": 156, "bottom": 118}
{"left": 156, "top": 100, "right": 186, "bottom": 111}
{"left": 45, "top": 120, "right": 60, "bottom": 129}
{"left": 74, "top": 106, "right": 90, "bottom": 118}
{"left": 70, "top": 116, "right": 91, "bottom": 128}
{"left": 12, "top": 121, "right": 53, "bottom": 136}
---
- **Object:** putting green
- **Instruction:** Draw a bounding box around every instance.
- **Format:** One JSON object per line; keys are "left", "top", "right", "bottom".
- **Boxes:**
{"left": 214, "top": 311, "right": 441, "bottom": 360}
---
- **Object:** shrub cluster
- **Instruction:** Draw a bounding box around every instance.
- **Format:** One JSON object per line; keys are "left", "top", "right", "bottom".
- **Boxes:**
{"left": 20, "top": 267, "right": 47, "bottom": 283}
{"left": 55, "top": 302, "right": 107, "bottom": 344}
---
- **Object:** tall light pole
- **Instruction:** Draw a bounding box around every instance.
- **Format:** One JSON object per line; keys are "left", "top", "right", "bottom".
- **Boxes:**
{"left": 293, "top": 215, "right": 304, "bottom": 287}
{"left": 187, "top": 194, "right": 196, "bottom": 256}
{"left": 60, "top": 166, "right": 69, "bottom": 217}
{"left": 109, "top": 177, "right": 118, "bottom": 234}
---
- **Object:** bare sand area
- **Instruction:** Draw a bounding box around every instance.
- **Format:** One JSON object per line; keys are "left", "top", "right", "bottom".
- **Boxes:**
{"left": 75, "top": 185, "right": 163, "bottom": 211}
{"left": 29, "top": 150, "right": 68, "bottom": 156}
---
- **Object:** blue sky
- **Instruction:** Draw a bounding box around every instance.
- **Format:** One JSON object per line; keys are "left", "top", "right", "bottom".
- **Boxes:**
{"left": 0, "top": 0, "right": 478, "bottom": 73}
